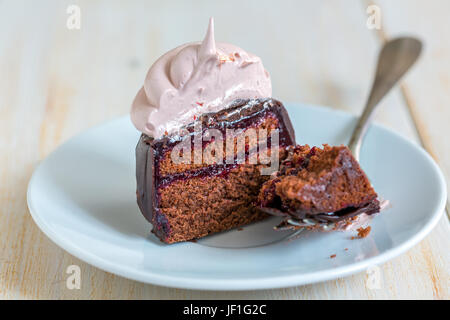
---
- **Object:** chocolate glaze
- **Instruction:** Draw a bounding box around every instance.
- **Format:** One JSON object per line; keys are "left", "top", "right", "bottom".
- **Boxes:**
{"left": 260, "top": 199, "right": 380, "bottom": 226}
{"left": 135, "top": 98, "right": 296, "bottom": 241}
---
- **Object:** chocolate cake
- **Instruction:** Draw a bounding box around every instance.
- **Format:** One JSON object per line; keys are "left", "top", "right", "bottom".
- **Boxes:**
{"left": 136, "top": 98, "right": 295, "bottom": 243}
{"left": 257, "top": 144, "right": 380, "bottom": 231}
{"left": 131, "top": 18, "right": 381, "bottom": 244}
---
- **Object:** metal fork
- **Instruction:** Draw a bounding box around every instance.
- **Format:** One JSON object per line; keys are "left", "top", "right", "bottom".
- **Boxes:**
{"left": 281, "top": 37, "right": 422, "bottom": 239}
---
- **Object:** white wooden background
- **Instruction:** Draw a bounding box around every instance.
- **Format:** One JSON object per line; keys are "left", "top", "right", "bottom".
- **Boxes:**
{"left": 0, "top": 0, "right": 449, "bottom": 299}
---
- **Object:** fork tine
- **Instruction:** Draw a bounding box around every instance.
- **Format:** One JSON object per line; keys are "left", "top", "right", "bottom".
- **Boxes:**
{"left": 286, "top": 228, "right": 304, "bottom": 241}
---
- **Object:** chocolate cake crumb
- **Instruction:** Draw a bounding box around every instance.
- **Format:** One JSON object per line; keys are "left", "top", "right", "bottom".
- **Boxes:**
{"left": 357, "top": 226, "right": 371, "bottom": 238}
{"left": 350, "top": 226, "right": 371, "bottom": 239}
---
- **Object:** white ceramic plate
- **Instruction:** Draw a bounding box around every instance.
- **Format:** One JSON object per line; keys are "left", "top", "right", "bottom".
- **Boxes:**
{"left": 27, "top": 104, "right": 447, "bottom": 290}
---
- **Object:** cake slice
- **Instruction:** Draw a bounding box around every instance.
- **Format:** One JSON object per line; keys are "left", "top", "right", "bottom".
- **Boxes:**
{"left": 136, "top": 98, "right": 295, "bottom": 243}
{"left": 257, "top": 144, "right": 380, "bottom": 231}
{"left": 132, "top": 18, "right": 298, "bottom": 243}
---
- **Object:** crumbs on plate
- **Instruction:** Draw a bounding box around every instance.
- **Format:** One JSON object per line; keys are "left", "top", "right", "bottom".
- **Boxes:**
{"left": 351, "top": 226, "right": 371, "bottom": 239}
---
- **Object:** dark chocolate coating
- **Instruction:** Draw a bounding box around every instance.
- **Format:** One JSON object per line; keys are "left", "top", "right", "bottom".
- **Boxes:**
{"left": 135, "top": 134, "right": 154, "bottom": 223}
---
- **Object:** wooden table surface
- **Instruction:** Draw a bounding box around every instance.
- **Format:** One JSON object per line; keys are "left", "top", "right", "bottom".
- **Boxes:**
{"left": 0, "top": 0, "right": 449, "bottom": 299}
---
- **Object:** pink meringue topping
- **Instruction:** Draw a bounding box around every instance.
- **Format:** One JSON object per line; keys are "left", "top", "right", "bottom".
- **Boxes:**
{"left": 130, "top": 17, "right": 272, "bottom": 138}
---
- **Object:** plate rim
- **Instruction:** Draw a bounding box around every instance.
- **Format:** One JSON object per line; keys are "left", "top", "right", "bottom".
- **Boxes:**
{"left": 26, "top": 103, "right": 448, "bottom": 290}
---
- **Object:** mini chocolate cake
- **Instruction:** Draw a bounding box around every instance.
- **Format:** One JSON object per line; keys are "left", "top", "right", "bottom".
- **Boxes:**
{"left": 136, "top": 98, "right": 295, "bottom": 243}
{"left": 257, "top": 144, "right": 380, "bottom": 231}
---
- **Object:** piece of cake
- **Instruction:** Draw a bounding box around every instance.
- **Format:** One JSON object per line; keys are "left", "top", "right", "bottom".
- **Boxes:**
{"left": 136, "top": 98, "right": 295, "bottom": 243}
{"left": 257, "top": 144, "right": 380, "bottom": 231}
{"left": 131, "top": 18, "right": 295, "bottom": 243}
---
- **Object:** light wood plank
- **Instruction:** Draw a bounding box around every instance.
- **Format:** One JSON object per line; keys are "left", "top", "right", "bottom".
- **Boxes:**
{"left": 372, "top": 0, "right": 450, "bottom": 215}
